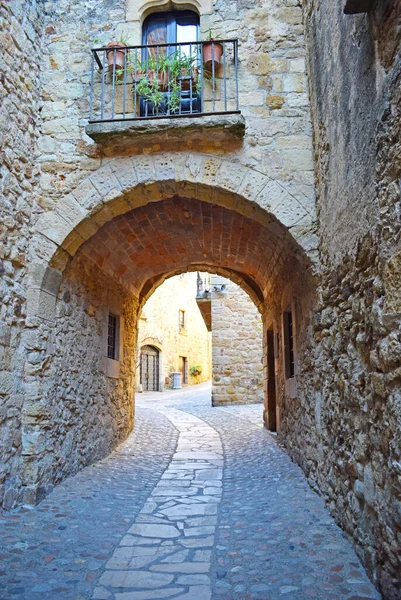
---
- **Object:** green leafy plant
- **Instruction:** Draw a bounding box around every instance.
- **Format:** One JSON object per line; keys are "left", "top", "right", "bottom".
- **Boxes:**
{"left": 132, "top": 51, "right": 198, "bottom": 114}
{"left": 189, "top": 365, "right": 202, "bottom": 376}
{"left": 135, "top": 73, "right": 165, "bottom": 111}
{"left": 205, "top": 29, "right": 222, "bottom": 41}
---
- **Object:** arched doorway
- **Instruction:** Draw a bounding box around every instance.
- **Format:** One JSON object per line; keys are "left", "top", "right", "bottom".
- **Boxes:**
{"left": 140, "top": 345, "right": 160, "bottom": 391}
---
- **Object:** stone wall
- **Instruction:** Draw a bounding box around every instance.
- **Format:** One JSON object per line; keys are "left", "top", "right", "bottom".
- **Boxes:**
{"left": 277, "top": 2, "right": 401, "bottom": 597}
{"left": 138, "top": 272, "right": 212, "bottom": 389}
{"left": 21, "top": 252, "right": 137, "bottom": 505}
{"left": 212, "top": 281, "right": 264, "bottom": 406}
{"left": 0, "top": 0, "right": 44, "bottom": 509}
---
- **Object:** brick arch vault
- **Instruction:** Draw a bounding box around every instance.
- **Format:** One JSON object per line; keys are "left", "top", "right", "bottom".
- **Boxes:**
{"left": 20, "top": 153, "right": 318, "bottom": 504}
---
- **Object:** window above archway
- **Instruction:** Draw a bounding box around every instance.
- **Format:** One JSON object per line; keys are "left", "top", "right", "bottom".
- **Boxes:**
{"left": 139, "top": 10, "right": 200, "bottom": 116}
{"left": 143, "top": 10, "right": 199, "bottom": 49}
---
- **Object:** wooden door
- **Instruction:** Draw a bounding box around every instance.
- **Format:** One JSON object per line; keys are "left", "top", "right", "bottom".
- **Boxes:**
{"left": 179, "top": 356, "right": 188, "bottom": 384}
{"left": 140, "top": 345, "right": 160, "bottom": 391}
{"left": 267, "top": 330, "right": 277, "bottom": 432}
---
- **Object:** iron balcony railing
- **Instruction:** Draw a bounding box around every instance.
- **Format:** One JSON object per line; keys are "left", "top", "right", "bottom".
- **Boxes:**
{"left": 196, "top": 272, "right": 211, "bottom": 298}
{"left": 89, "top": 39, "right": 239, "bottom": 123}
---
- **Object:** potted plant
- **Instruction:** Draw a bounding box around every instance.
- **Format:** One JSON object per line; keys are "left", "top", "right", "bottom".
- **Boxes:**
{"left": 202, "top": 30, "right": 223, "bottom": 70}
{"left": 93, "top": 33, "right": 132, "bottom": 72}
{"left": 133, "top": 52, "right": 170, "bottom": 90}
{"left": 190, "top": 365, "right": 202, "bottom": 377}
{"left": 132, "top": 52, "right": 198, "bottom": 115}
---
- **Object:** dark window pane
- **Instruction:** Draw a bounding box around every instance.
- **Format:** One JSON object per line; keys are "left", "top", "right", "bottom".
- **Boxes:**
{"left": 108, "top": 313, "right": 117, "bottom": 359}
{"left": 283, "top": 310, "right": 295, "bottom": 379}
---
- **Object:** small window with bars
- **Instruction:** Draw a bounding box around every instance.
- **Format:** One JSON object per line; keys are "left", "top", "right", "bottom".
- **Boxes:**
{"left": 179, "top": 310, "right": 186, "bottom": 331}
{"left": 108, "top": 313, "right": 118, "bottom": 360}
{"left": 283, "top": 309, "right": 295, "bottom": 379}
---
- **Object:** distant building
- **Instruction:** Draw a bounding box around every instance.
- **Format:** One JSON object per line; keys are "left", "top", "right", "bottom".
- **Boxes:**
{"left": 196, "top": 274, "right": 263, "bottom": 406}
{"left": 137, "top": 272, "right": 263, "bottom": 404}
{"left": 137, "top": 272, "right": 212, "bottom": 391}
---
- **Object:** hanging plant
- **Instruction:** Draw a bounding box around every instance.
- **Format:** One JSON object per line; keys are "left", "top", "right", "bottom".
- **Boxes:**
{"left": 202, "top": 30, "right": 223, "bottom": 71}
{"left": 93, "top": 33, "right": 132, "bottom": 72}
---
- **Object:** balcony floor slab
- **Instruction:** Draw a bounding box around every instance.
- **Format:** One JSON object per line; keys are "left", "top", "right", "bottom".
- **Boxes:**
{"left": 85, "top": 113, "right": 245, "bottom": 155}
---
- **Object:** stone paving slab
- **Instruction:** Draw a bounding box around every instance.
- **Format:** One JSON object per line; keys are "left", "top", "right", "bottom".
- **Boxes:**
{"left": 93, "top": 408, "right": 223, "bottom": 600}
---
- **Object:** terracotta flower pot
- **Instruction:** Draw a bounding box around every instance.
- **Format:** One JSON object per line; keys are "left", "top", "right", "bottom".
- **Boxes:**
{"left": 203, "top": 40, "right": 223, "bottom": 69}
{"left": 179, "top": 66, "right": 199, "bottom": 91}
{"left": 106, "top": 41, "right": 128, "bottom": 72}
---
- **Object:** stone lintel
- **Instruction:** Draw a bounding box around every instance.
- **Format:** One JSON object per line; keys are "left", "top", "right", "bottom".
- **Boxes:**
{"left": 344, "top": 0, "right": 376, "bottom": 13}
{"left": 85, "top": 113, "right": 245, "bottom": 153}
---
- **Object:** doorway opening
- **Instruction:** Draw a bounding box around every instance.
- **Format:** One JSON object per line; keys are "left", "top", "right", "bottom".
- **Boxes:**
{"left": 140, "top": 345, "right": 160, "bottom": 391}
{"left": 179, "top": 356, "right": 189, "bottom": 384}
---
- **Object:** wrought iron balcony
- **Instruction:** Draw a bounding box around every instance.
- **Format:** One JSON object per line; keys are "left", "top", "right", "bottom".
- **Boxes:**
{"left": 89, "top": 39, "right": 239, "bottom": 123}
{"left": 196, "top": 272, "right": 211, "bottom": 299}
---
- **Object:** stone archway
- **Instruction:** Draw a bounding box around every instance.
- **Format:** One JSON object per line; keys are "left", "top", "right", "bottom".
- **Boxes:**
{"left": 27, "top": 152, "right": 317, "bottom": 322}
{"left": 19, "top": 154, "right": 317, "bottom": 504}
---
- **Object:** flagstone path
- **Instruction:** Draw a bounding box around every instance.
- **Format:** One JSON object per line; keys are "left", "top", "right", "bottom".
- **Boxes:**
{"left": 0, "top": 383, "right": 381, "bottom": 600}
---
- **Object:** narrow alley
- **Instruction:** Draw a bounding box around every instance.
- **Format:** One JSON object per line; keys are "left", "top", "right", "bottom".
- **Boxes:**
{"left": 0, "top": 385, "right": 380, "bottom": 600}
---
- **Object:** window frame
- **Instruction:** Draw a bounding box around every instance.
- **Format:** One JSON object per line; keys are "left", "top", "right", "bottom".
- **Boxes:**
{"left": 179, "top": 309, "right": 186, "bottom": 331}
{"left": 141, "top": 10, "right": 201, "bottom": 117}
{"left": 142, "top": 10, "right": 200, "bottom": 48}
{"left": 107, "top": 312, "right": 119, "bottom": 361}
{"left": 283, "top": 308, "right": 295, "bottom": 380}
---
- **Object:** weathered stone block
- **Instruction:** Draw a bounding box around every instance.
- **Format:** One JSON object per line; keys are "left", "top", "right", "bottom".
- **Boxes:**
{"left": 0, "top": 372, "right": 13, "bottom": 396}
{"left": 72, "top": 179, "right": 103, "bottom": 212}
{"left": 26, "top": 289, "right": 57, "bottom": 322}
{"left": 265, "top": 94, "right": 285, "bottom": 109}
{"left": 54, "top": 194, "right": 88, "bottom": 230}
{"left": 35, "top": 211, "right": 71, "bottom": 247}
{"left": 21, "top": 429, "right": 45, "bottom": 456}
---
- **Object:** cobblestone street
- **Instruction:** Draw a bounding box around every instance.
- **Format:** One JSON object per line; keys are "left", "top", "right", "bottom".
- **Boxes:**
{"left": 0, "top": 384, "right": 380, "bottom": 600}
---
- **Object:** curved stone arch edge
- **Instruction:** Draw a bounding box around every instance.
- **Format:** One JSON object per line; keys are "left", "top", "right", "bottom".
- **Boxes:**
{"left": 138, "top": 264, "right": 265, "bottom": 314}
{"left": 126, "top": 0, "right": 213, "bottom": 25}
{"left": 138, "top": 338, "right": 163, "bottom": 352}
{"left": 27, "top": 153, "right": 317, "bottom": 321}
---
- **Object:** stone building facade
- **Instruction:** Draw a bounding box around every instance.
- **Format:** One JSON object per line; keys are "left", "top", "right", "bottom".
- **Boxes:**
{"left": 137, "top": 272, "right": 212, "bottom": 390}
{"left": 1, "top": 0, "right": 400, "bottom": 597}
{"left": 211, "top": 280, "right": 264, "bottom": 406}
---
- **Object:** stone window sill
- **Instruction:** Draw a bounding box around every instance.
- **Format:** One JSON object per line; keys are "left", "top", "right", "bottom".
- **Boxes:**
{"left": 101, "top": 357, "right": 120, "bottom": 379}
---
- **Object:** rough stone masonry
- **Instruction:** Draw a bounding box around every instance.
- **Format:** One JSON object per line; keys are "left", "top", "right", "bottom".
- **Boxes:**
{"left": 0, "top": 0, "right": 400, "bottom": 598}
